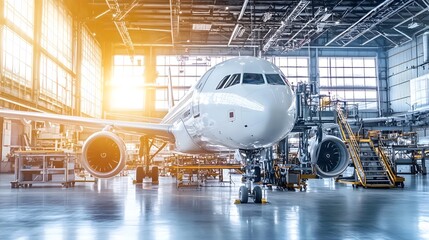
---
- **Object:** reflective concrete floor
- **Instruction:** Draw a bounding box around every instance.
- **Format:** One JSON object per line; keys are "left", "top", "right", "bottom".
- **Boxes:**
{"left": 1, "top": 173, "right": 429, "bottom": 240}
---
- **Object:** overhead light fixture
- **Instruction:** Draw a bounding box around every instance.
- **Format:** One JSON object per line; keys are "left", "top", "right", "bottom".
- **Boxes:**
{"left": 238, "top": 27, "right": 246, "bottom": 37}
{"left": 263, "top": 12, "right": 273, "bottom": 22}
{"left": 408, "top": 22, "right": 420, "bottom": 29}
{"left": 192, "top": 23, "right": 212, "bottom": 31}
{"left": 335, "top": 21, "right": 340, "bottom": 25}
{"left": 225, "top": 6, "right": 229, "bottom": 10}
{"left": 320, "top": 12, "right": 332, "bottom": 22}
{"left": 228, "top": 24, "right": 243, "bottom": 46}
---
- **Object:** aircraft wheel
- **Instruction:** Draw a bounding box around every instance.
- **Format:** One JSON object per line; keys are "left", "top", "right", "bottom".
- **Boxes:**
{"left": 253, "top": 186, "right": 262, "bottom": 203}
{"left": 152, "top": 166, "right": 159, "bottom": 184}
{"left": 136, "top": 166, "right": 144, "bottom": 183}
{"left": 239, "top": 186, "right": 249, "bottom": 203}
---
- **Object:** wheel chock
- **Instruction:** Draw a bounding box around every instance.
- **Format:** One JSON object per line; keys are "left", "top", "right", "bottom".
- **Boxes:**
{"left": 261, "top": 198, "right": 268, "bottom": 204}
{"left": 234, "top": 199, "right": 241, "bottom": 204}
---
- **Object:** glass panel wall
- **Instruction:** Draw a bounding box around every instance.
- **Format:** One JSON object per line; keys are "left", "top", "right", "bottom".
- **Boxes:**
{"left": 318, "top": 57, "right": 378, "bottom": 110}
{"left": 41, "top": 0, "right": 73, "bottom": 69}
{"left": 4, "top": 0, "right": 34, "bottom": 39}
{"left": 270, "top": 57, "right": 309, "bottom": 86}
{"left": 81, "top": 27, "right": 102, "bottom": 117}
{"left": 155, "top": 55, "right": 233, "bottom": 110}
{"left": 1, "top": 0, "right": 102, "bottom": 116}
{"left": 39, "top": 54, "right": 73, "bottom": 107}
{"left": 110, "top": 55, "right": 145, "bottom": 110}
{"left": 2, "top": 27, "right": 33, "bottom": 87}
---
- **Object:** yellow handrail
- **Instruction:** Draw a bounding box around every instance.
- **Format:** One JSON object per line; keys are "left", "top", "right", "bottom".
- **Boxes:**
{"left": 336, "top": 105, "right": 366, "bottom": 187}
{"left": 370, "top": 140, "right": 396, "bottom": 185}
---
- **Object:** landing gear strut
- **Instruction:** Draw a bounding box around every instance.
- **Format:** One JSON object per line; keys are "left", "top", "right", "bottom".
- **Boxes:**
{"left": 238, "top": 149, "right": 264, "bottom": 204}
{"left": 136, "top": 136, "right": 166, "bottom": 184}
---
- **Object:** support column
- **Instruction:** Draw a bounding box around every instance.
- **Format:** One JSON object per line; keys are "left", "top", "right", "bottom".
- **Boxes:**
{"left": 74, "top": 23, "right": 82, "bottom": 116}
{"left": 0, "top": 117, "right": 3, "bottom": 162}
{"left": 0, "top": 0, "right": 5, "bottom": 97}
{"left": 32, "top": 0, "right": 42, "bottom": 103}
{"left": 102, "top": 43, "right": 113, "bottom": 116}
{"left": 144, "top": 47, "right": 157, "bottom": 117}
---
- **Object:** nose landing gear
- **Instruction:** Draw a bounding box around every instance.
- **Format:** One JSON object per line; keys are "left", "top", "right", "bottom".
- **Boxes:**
{"left": 237, "top": 149, "right": 265, "bottom": 204}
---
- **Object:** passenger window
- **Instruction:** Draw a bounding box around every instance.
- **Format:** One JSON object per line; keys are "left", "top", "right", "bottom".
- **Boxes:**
{"left": 242, "top": 73, "right": 265, "bottom": 85}
{"left": 216, "top": 75, "right": 230, "bottom": 89}
{"left": 266, "top": 74, "right": 285, "bottom": 85}
{"left": 224, "top": 74, "right": 241, "bottom": 88}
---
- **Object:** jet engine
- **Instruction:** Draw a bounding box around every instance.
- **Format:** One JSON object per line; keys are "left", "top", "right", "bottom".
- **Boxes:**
{"left": 81, "top": 131, "right": 127, "bottom": 178}
{"left": 310, "top": 135, "right": 349, "bottom": 178}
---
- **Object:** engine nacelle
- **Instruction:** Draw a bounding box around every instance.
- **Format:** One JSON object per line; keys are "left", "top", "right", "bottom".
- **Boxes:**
{"left": 81, "top": 131, "right": 127, "bottom": 178}
{"left": 310, "top": 135, "right": 349, "bottom": 178}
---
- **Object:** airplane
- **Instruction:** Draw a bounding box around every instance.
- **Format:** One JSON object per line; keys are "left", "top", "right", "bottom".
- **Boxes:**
{"left": 0, "top": 56, "right": 349, "bottom": 203}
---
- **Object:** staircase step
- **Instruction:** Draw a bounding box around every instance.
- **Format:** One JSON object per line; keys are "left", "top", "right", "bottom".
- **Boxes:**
{"left": 366, "top": 174, "right": 388, "bottom": 178}
{"left": 366, "top": 179, "right": 390, "bottom": 184}
{"left": 364, "top": 169, "right": 385, "bottom": 171}
{"left": 365, "top": 183, "right": 394, "bottom": 188}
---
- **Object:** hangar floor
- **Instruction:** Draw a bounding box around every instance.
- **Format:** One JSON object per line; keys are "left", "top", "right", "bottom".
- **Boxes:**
{"left": 0, "top": 173, "right": 428, "bottom": 240}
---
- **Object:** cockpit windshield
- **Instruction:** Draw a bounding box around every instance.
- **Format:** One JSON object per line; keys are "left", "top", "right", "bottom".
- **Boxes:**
{"left": 266, "top": 74, "right": 286, "bottom": 85}
{"left": 216, "top": 72, "right": 291, "bottom": 90}
{"left": 216, "top": 75, "right": 230, "bottom": 89}
{"left": 242, "top": 73, "right": 265, "bottom": 85}
{"left": 223, "top": 74, "right": 241, "bottom": 88}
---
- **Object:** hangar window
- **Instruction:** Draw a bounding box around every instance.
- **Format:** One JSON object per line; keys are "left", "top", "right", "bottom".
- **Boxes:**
{"left": 4, "top": 0, "right": 34, "bottom": 39}
{"left": 2, "top": 27, "right": 33, "bottom": 87}
{"left": 41, "top": 0, "right": 73, "bottom": 70}
{"left": 216, "top": 75, "right": 231, "bottom": 89}
{"left": 243, "top": 73, "right": 265, "bottom": 85}
{"left": 110, "top": 55, "right": 146, "bottom": 110}
{"left": 266, "top": 74, "right": 285, "bottom": 85}
{"left": 40, "top": 54, "right": 73, "bottom": 107}
{"left": 318, "top": 57, "right": 377, "bottom": 111}
{"left": 268, "top": 57, "right": 309, "bottom": 86}
{"left": 224, "top": 74, "right": 241, "bottom": 88}
{"left": 80, "top": 27, "right": 102, "bottom": 117}
{"left": 154, "top": 56, "right": 235, "bottom": 110}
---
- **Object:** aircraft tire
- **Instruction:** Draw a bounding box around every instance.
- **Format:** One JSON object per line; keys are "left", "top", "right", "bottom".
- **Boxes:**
{"left": 136, "top": 166, "right": 144, "bottom": 183}
{"left": 152, "top": 166, "right": 159, "bottom": 184}
{"left": 239, "top": 186, "right": 249, "bottom": 203}
{"left": 253, "top": 186, "right": 262, "bottom": 203}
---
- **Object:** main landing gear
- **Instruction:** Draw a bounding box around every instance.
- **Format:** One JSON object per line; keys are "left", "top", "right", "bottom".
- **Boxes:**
{"left": 135, "top": 136, "right": 166, "bottom": 184}
{"left": 238, "top": 149, "right": 265, "bottom": 204}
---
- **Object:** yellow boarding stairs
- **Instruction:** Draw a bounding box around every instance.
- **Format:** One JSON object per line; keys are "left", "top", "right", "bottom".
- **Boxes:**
{"left": 336, "top": 105, "right": 404, "bottom": 188}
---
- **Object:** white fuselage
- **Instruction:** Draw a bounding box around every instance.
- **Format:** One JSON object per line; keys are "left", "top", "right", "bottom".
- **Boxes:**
{"left": 161, "top": 57, "right": 296, "bottom": 153}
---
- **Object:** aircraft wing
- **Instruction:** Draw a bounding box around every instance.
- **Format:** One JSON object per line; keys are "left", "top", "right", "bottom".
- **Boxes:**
{"left": 0, "top": 109, "right": 175, "bottom": 141}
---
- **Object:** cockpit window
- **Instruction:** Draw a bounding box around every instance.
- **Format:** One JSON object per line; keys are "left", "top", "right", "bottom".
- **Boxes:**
{"left": 266, "top": 74, "right": 285, "bottom": 85}
{"left": 216, "top": 75, "right": 230, "bottom": 89}
{"left": 280, "top": 75, "right": 291, "bottom": 87}
{"left": 224, "top": 74, "right": 241, "bottom": 88}
{"left": 242, "top": 73, "right": 265, "bottom": 85}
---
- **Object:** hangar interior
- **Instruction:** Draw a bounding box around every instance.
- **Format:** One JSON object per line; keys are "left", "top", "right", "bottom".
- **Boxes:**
{"left": 1, "top": 0, "right": 429, "bottom": 239}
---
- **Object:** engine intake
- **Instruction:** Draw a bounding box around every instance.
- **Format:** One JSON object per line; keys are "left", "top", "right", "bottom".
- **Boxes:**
{"left": 81, "top": 131, "right": 127, "bottom": 178}
{"left": 310, "top": 135, "right": 349, "bottom": 178}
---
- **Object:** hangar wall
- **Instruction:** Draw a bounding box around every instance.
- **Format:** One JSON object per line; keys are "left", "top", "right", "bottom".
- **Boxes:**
{"left": 388, "top": 34, "right": 429, "bottom": 113}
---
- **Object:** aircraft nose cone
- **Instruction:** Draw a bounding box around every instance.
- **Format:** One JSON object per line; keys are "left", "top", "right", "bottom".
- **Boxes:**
{"left": 241, "top": 85, "right": 296, "bottom": 147}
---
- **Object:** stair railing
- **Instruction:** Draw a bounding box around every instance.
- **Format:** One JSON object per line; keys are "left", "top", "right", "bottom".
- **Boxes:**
{"left": 336, "top": 104, "right": 366, "bottom": 187}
